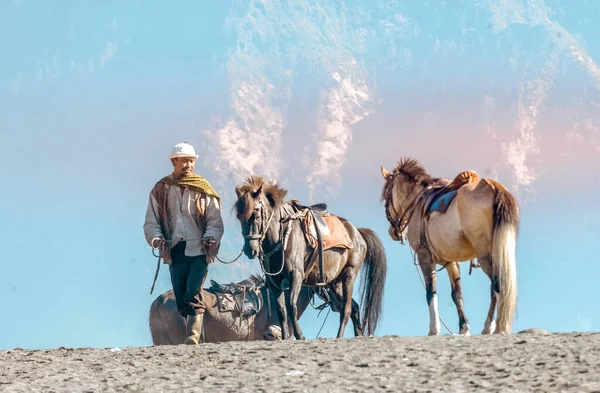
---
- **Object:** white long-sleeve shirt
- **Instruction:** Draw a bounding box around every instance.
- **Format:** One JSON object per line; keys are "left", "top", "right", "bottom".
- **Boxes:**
{"left": 143, "top": 183, "right": 224, "bottom": 257}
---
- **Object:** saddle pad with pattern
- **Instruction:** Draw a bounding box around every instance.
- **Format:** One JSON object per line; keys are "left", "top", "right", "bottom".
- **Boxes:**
{"left": 211, "top": 286, "right": 263, "bottom": 320}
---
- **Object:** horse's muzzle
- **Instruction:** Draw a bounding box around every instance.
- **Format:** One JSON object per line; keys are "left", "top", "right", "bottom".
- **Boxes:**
{"left": 243, "top": 244, "right": 259, "bottom": 259}
{"left": 389, "top": 226, "right": 402, "bottom": 242}
{"left": 263, "top": 325, "right": 282, "bottom": 341}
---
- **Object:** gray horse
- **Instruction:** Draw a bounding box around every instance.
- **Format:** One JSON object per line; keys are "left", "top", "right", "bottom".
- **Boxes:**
{"left": 234, "top": 176, "right": 388, "bottom": 340}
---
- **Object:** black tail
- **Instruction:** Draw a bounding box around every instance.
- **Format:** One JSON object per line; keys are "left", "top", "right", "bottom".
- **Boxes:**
{"left": 357, "top": 228, "right": 388, "bottom": 336}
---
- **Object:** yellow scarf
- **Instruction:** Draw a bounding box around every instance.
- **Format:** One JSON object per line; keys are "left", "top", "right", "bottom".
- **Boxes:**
{"left": 158, "top": 173, "right": 220, "bottom": 200}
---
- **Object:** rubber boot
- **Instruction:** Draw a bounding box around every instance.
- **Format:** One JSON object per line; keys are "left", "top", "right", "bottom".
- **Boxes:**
{"left": 184, "top": 313, "right": 203, "bottom": 345}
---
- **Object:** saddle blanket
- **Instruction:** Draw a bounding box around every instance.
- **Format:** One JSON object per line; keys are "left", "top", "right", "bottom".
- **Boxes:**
{"left": 425, "top": 170, "right": 479, "bottom": 215}
{"left": 427, "top": 189, "right": 458, "bottom": 214}
{"left": 302, "top": 213, "right": 353, "bottom": 250}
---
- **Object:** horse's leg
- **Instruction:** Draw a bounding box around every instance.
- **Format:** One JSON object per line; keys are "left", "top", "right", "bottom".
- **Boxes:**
{"left": 329, "top": 280, "right": 363, "bottom": 337}
{"left": 336, "top": 269, "right": 357, "bottom": 339}
{"left": 446, "top": 261, "right": 470, "bottom": 335}
{"left": 478, "top": 255, "right": 497, "bottom": 334}
{"left": 271, "top": 282, "right": 290, "bottom": 340}
{"left": 287, "top": 269, "right": 305, "bottom": 340}
{"left": 417, "top": 249, "right": 440, "bottom": 336}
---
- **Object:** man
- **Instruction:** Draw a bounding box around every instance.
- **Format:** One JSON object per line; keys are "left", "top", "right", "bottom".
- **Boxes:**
{"left": 144, "top": 141, "right": 224, "bottom": 345}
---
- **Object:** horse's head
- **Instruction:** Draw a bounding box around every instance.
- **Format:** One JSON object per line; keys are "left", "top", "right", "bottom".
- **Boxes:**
{"left": 380, "top": 157, "right": 434, "bottom": 241}
{"left": 234, "top": 175, "right": 288, "bottom": 259}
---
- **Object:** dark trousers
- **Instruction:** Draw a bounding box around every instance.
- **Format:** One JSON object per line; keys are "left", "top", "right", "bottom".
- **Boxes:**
{"left": 168, "top": 241, "right": 209, "bottom": 317}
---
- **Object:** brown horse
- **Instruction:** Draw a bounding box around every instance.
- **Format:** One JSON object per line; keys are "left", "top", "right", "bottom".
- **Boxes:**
{"left": 149, "top": 274, "right": 327, "bottom": 345}
{"left": 233, "top": 176, "right": 388, "bottom": 340}
{"left": 380, "top": 158, "right": 519, "bottom": 335}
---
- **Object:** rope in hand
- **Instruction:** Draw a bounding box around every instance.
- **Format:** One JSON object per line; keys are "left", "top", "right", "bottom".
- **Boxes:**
{"left": 149, "top": 238, "right": 245, "bottom": 295}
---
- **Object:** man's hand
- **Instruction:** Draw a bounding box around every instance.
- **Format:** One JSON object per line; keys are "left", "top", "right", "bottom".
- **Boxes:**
{"left": 151, "top": 237, "right": 169, "bottom": 256}
{"left": 202, "top": 236, "right": 219, "bottom": 263}
{"left": 151, "top": 237, "right": 164, "bottom": 249}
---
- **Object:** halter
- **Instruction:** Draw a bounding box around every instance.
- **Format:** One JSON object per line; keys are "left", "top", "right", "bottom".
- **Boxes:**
{"left": 384, "top": 175, "right": 427, "bottom": 244}
{"left": 385, "top": 174, "right": 450, "bottom": 273}
{"left": 242, "top": 200, "right": 291, "bottom": 277}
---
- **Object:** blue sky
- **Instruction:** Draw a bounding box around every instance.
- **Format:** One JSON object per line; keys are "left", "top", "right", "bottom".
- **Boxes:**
{"left": 1, "top": 0, "right": 599, "bottom": 350}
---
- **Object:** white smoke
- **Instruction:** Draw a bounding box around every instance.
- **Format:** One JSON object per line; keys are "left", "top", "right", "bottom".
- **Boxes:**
{"left": 543, "top": 18, "right": 600, "bottom": 91}
{"left": 304, "top": 63, "right": 373, "bottom": 201}
{"left": 486, "top": 0, "right": 600, "bottom": 196}
{"left": 501, "top": 48, "right": 558, "bottom": 197}
{"left": 203, "top": 1, "right": 418, "bottom": 197}
{"left": 200, "top": 0, "right": 419, "bottom": 280}
{"left": 205, "top": 74, "right": 287, "bottom": 184}
{"left": 201, "top": 1, "right": 294, "bottom": 185}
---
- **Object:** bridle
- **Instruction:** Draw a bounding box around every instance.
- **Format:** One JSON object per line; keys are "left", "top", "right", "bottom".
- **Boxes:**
{"left": 384, "top": 174, "right": 428, "bottom": 244}
{"left": 242, "top": 200, "right": 291, "bottom": 277}
{"left": 385, "top": 174, "right": 451, "bottom": 273}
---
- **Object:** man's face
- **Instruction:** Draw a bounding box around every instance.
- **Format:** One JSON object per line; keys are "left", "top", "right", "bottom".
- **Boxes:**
{"left": 171, "top": 157, "right": 196, "bottom": 177}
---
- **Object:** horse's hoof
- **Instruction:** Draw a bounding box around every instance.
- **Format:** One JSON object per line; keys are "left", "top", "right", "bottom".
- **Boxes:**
{"left": 481, "top": 320, "right": 496, "bottom": 334}
{"left": 264, "top": 325, "right": 283, "bottom": 341}
{"left": 183, "top": 337, "right": 198, "bottom": 345}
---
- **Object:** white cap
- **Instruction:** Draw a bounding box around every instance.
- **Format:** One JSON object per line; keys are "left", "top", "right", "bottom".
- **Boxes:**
{"left": 169, "top": 142, "right": 199, "bottom": 159}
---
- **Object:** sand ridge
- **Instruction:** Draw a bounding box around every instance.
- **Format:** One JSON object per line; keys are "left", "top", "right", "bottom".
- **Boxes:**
{"left": 1, "top": 332, "right": 600, "bottom": 392}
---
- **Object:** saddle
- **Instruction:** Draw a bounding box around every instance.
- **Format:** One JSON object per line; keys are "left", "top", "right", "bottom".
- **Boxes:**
{"left": 207, "top": 278, "right": 263, "bottom": 320}
{"left": 289, "top": 199, "right": 353, "bottom": 285}
{"left": 416, "top": 170, "right": 480, "bottom": 265}
{"left": 290, "top": 200, "right": 329, "bottom": 233}
{"left": 422, "top": 170, "right": 479, "bottom": 217}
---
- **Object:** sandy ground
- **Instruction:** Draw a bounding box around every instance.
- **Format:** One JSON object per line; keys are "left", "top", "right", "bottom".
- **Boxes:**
{"left": 1, "top": 331, "right": 599, "bottom": 393}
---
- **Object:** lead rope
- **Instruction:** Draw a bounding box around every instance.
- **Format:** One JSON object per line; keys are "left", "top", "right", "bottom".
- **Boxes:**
{"left": 149, "top": 239, "right": 244, "bottom": 295}
{"left": 315, "top": 307, "right": 331, "bottom": 339}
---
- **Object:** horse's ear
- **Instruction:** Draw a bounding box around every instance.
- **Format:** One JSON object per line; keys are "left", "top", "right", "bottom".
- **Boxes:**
{"left": 381, "top": 166, "right": 391, "bottom": 179}
{"left": 235, "top": 185, "right": 244, "bottom": 198}
{"left": 265, "top": 186, "right": 286, "bottom": 207}
{"left": 251, "top": 184, "right": 263, "bottom": 198}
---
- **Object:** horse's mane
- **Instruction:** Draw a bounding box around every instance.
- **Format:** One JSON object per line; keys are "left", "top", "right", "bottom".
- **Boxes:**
{"left": 247, "top": 274, "right": 264, "bottom": 286}
{"left": 381, "top": 157, "right": 440, "bottom": 205}
{"left": 234, "top": 175, "right": 288, "bottom": 221}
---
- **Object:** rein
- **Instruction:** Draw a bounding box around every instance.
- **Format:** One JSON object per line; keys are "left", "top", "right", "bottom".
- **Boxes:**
{"left": 244, "top": 201, "right": 311, "bottom": 291}
{"left": 243, "top": 201, "right": 287, "bottom": 278}
{"left": 149, "top": 239, "right": 244, "bottom": 295}
{"left": 385, "top": 179, "right": 447, "bottom": 272}
{"left": 386, "top": 183, "right": 426, "bottom": 245}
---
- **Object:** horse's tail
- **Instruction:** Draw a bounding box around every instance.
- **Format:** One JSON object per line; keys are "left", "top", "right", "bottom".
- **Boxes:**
{"left": 357, "top": 228, "right": 388, "bottom": 336}
{"left": 491, "top": 183, "right": 520, "bottom": 334}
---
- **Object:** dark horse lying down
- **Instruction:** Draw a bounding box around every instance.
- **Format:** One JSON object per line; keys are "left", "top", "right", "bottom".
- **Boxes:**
{"left": 149, "top": 274, "right": 346, "bottom": 344}
{"left": 234, "top": 176, "right": 388, "bottom": 340}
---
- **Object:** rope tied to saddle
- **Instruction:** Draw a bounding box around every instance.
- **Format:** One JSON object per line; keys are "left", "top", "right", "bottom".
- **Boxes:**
{"left": 253, "top": 201, "right": 329, "bottom": 291}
